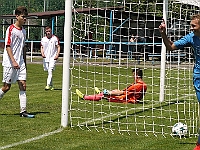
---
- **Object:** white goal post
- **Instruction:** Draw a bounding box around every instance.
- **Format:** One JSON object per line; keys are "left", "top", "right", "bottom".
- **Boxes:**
{"left": 159, "top": 0, "right": 168, "bottom": 102}
{"left": 61, "top": 0, "right": 72, "bottom": 127}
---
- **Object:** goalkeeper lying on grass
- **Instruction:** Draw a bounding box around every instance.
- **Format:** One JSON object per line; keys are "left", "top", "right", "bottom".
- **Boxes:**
{"left": 76, "top": 68, "right": 147, "bottom": 104}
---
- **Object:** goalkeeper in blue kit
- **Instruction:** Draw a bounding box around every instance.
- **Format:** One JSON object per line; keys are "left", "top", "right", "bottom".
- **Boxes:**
{"left": 159, "top": 14, "right": 200, "bottom": 150}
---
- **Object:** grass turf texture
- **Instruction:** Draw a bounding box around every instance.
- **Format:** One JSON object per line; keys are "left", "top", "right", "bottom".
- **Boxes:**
{"left": 0, "top": 63, "right": 198, "bottom": 150}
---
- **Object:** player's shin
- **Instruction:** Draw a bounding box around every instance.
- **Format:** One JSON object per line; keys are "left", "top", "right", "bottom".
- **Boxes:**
{"left": 19, "top": 91, "right": 27, "bottom": 113}
{"left": 197, "top": 102, "right": 200, "bottom": 144}
{"left": 0, "top": 88, "right": 5, "bottom": 99}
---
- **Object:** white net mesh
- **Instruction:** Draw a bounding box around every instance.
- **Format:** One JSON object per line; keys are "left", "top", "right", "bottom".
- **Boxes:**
{"left": 69, "top": 0, "right": 199, "bottom": 137}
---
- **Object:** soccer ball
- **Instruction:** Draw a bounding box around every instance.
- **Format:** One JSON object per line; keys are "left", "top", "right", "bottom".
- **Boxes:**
{"left": 172, "top": 122, "right": 188, "bottom": 136}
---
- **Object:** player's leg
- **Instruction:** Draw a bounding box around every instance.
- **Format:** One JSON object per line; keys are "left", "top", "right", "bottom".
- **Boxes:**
{"left": 0, "top": 82, "right": 11, "bottom": 99}
{"left": 103, "top": 89, "right": 123, "bottom": 95}
{"left": 47, "top": 68, "right": 53, "bottom": 88}
{"left": 194, "top": 102, "right": 200, "bottom": 150}
{"left": 194, "top": 101, "right": 200, "bottom": 150}
{"left": 193, "top": 75, "right": 200, "bottom": 150}
{"left": 18, "top": 80, "right": 27, "bottom": 113}
{"left": 43, "top": 61, "right": 52, "bottom": 90}
{"left": 44, "top": 60, "right": 56, "bottom": 90}
{"left": 17, "top": 65, "right": 34, "bottom": 118}
{"left": 76, "top": 89, "right": 103, "bottom": 101}
{"left": 94, "top": 87, "right": 101, "bottom": 94}
{"left": 84, "top": 93, "right": 104, "bottom": 101}
{"left": 47, "top": 60, "right": 56, "bottom": 90}
{"left": 43, "top": 61, "right": 49, "bottom": 89}
{"left": 0, "top": 67, "right": 16, "bottom": 99}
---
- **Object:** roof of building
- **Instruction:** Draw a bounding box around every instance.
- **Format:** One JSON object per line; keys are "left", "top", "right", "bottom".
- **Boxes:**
{"left": 0, "top": 6, "right": 124, "bottom": 19}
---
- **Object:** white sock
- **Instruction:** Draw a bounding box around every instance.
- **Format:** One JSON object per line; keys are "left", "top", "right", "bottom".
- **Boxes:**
{"left": 0, "top": 88, "right": 5, "bottom": 99}
{"left": 19, "top": 91, "right": 27, "bottom": 113}
{"left": 47, "top": 69, "right": 53, "bottom": 86}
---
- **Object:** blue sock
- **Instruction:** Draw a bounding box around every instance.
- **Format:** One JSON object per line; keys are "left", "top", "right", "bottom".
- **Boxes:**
{"left": 198, "top": 136, "right": 200, "bottom": 144}
{"left": 197, "top": 128, "right": 200, "bottom": 144}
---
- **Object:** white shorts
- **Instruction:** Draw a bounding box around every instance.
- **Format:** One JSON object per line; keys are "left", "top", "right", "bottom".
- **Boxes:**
{"left": 2, "top": 64, "right": 27, "bottom": 84}
{"left": 43, "top": 59, "right": 56, "bottom": 71}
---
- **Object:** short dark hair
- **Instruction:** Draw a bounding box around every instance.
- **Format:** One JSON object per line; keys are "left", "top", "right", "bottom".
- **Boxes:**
{"left": 132, "top": 68, "right": 143, "bottom": 78}
{"left": 45, "top": 26, "right": 52, "bottom": 31}
{"left": 15, "top": 6, "right": 28, "bottom": 16}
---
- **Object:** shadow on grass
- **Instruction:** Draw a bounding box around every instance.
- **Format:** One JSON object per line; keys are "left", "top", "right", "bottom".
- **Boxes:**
{"left": 30, "top": 111, "right": 50, "bottom": 115}
{"left": 0, "top": 111, "right": 50, "bottom": 116}
{"left": 53, "top": 88, "right": 62, "bottom": 90}
{"left": 44, "top": 88, "right": 62, "bottom": 91}
{"left": 179, "top": 142, "right": 196, "bottom": 145}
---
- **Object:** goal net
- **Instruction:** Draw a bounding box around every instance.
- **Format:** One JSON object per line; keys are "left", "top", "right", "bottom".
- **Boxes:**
{"left": 69, "top": 0, "right": 198, "bottom": 137}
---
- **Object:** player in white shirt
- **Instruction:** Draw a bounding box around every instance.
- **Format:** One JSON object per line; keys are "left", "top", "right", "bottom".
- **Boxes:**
{"left": 0, "top": 6, "right": 34, "bottom": 118}
{"left": 40, "top": 26, "right": 60, "bottom": 90}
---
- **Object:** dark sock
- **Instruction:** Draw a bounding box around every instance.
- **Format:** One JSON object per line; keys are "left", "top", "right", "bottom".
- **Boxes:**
{"left": 198, "top": 136, "right": 200, "bottom": 144}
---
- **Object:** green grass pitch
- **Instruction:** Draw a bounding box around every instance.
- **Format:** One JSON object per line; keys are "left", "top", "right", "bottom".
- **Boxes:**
{"left": 0, "top": 62, "right": 198, "bottom": 150}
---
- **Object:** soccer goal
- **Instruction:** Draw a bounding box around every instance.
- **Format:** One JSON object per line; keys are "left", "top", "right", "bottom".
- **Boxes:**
{"left": 62, "top": 0, "right": 199, "bottom": 137}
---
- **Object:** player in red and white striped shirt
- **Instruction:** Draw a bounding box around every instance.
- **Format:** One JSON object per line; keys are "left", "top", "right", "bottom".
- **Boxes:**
{"left": 0, "top": 6, "right": 34, "bottom": 118}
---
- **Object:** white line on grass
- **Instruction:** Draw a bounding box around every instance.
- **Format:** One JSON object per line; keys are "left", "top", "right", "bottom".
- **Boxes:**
{"left": 0, "top": 94, "right": 195, "bottom": 149}
{"left": 0, "top": 128, "right": 63, "bottom": 150}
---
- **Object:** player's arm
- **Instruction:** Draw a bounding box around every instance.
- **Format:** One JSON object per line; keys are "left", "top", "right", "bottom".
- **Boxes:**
{"left": 159, "top": 19, "right": 178, "bottom": 51}
{"left": 160, "top": 32, "right": 178, "bottom": 51}
{"left": 23, "top": 46, "right": 26, "bottom": 67}
{"left": 123, "top": 84, "right": 137, "bottom": 96}
{"left": 54, "top": 36, "right": 60, "bottom": 60}
{"left": 54, "top": 44, "right": 60, "bottom": 60}
{"left": 40, "top": 45, "right": 45, "bottom": 58}
{"left": 6, "top": 46, "right": 20, "bottom": 69}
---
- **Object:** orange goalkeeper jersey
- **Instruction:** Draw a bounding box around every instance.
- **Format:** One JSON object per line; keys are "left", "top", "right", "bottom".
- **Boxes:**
{"left": 107, "top": 80, "right": 147, "bottom": 104}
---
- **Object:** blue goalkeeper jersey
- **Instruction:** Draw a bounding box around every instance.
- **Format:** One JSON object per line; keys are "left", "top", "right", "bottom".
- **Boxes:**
{"left": 174, "top": 32, "right": 200, "bottom": 71}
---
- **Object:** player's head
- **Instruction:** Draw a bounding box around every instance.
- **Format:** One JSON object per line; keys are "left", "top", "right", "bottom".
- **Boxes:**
{"left": 15, "top": 6, "right": 28, "bottom": 26}
{"left": 45, "top": 26, "right": 52, "bottom": 38}
{"left": 191, "top": 14, "right": 200, "bottom": 22}
{"left": 190, "top": 14, "right": 200, "bottom": 36}
{"left": 132, "top": 68, "right": 143, "bottom": 79}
